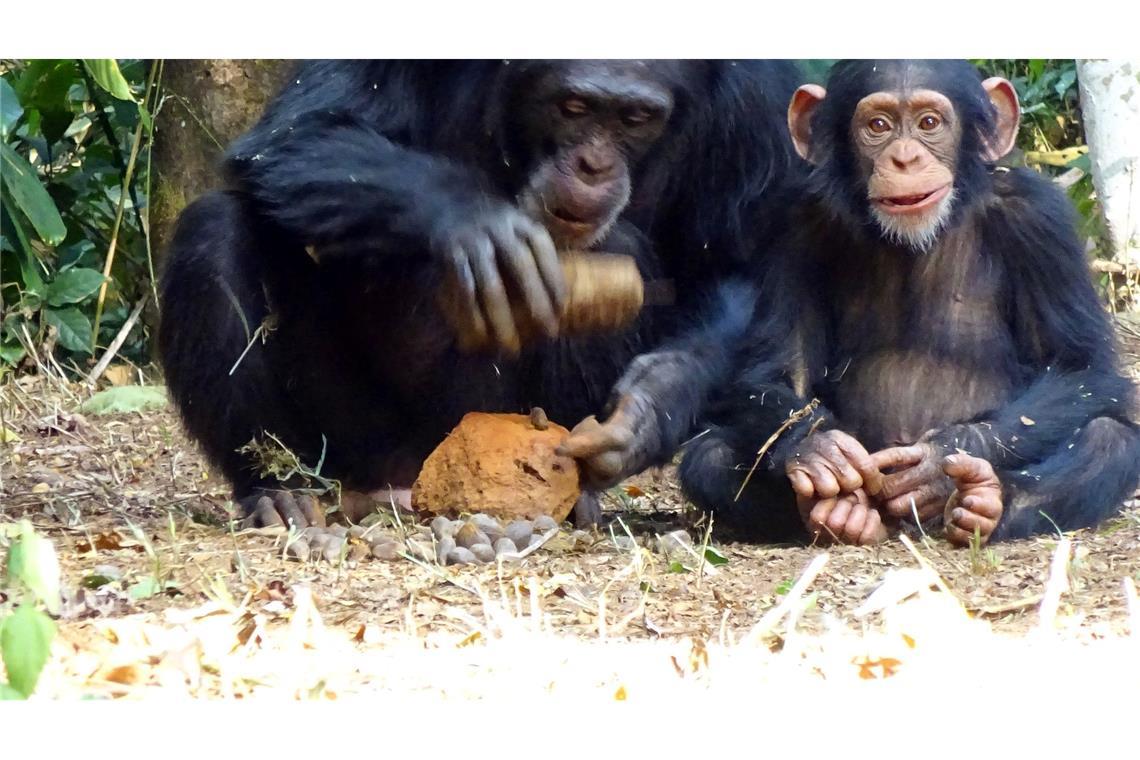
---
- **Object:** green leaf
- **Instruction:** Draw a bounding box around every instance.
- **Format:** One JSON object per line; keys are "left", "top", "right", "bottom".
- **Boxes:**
{"left": 0, "top": 683, "right": 26, "bottom": 700}
{"left": 667, "top": 561, "right": 689, "bottom": 574}
{"left": 7, "top": 521, "right": 62, "bottom": 614}
{"left": 45, "top": 268, "right": 105, "bottom": 306}
{"left": 1, "top": 605, "right": 57, "bottom": 698}
{"left": 128, "top": 576, "right": 161, "bottom": 600}
{"left": 44, "top": 307, "right": 93, "bottom": 354}
{"left": 703, "top": 546, "right": 729, "bottom": 567}
{"left": 79, "top": 385, "right": 168, "bottom": 415}
{"left": 82, "top": 60, "right": 134, "bottom": 102}
{"left": 0, "top": 141, "right": 66, "bottom": 245}
{"left": 0, "top": 77, "right": 23, "bottom": 140}
{"left": 15, "top": 60, "right": 77, "bottom": 145}
{"left": 774, "top": 579, "right": 794, "bottom": 595}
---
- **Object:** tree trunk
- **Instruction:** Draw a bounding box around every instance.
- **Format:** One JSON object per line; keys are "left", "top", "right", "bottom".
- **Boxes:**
{"left": 1076, "top": 59, "right": 1140, "bottom": 268}
{"left": 150, "top": 60, "right": 293, "bottom": 257}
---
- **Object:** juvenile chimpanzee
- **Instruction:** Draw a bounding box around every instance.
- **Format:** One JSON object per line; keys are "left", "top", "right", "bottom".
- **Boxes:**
{"left": 680, "top": 60, "right": 1140, "bottom": 546}
{"left": 158, "top": 60, "right": 799, "bottom": 528}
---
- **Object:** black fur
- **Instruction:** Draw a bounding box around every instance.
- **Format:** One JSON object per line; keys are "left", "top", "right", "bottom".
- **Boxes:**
{"left": 158, "top": 60, "right": 799, "bottom": 505}
{"left": 681, "top": 60, "right": 1140, "bottom": 542}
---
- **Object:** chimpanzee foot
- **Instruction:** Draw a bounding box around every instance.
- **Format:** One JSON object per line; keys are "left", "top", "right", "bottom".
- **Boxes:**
{"left": 240, "top": 489, "right": 326, "bottom": 530}
{"left": 340, "top": 487, "right": 413, "bottom": 523}
{"left": 942, "top": 454, "right": 1003, "bottom": 547}
{"left": 572, "top": 491, "right": 604, "bottom": 529}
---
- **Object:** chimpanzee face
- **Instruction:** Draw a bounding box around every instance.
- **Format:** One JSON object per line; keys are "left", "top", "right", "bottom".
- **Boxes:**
{"left": 509, "top": 61, "right": 681, "bottom": 249}
{"left": 787, "top": 60, "right": 1020, "bottom": 252}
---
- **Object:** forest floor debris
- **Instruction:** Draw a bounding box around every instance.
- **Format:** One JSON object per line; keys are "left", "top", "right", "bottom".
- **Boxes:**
{"left": 2, "top": 347, "right": 1139, "bottom": 699}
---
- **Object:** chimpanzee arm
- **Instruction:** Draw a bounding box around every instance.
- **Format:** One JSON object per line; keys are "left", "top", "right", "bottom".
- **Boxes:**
{"left": 224, "top": 65, "right": 497, "bottom": 256}
{"left": 927, "top": 169, "right": 1136, "bottom": 464}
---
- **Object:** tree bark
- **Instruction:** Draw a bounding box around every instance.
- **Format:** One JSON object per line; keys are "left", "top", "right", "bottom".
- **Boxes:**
{"left": 1076, "top": 59, "right": 1140, "bottom": 268}
{"left": 150, "top": 60, "right": 293, "bottom": 257}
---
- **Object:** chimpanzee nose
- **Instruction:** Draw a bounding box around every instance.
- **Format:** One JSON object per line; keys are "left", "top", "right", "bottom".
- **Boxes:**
{"left": 576, "top": 149, "right": 616, "bottom": 182}
{"left": 891, "top": 140, "right": 924, "bottom": 171}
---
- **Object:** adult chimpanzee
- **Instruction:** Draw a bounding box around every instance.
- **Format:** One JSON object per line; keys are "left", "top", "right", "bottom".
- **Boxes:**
{"left": 680, "top": 60, "right": 1140, "bottom": 547}
{"left": 158, "top": 60, "right": 799, "bottom": 528}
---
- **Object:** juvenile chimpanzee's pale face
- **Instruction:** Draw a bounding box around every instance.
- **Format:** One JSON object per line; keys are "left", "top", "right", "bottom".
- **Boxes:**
{"left": 786, "top": 67, "right": 1021, "bottom": 253}
{"left": 853, "top": 89, "right": 962, "bottom": 250}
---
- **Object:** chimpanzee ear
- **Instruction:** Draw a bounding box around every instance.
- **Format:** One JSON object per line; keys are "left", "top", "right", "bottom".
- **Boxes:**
{"left": 787, "top": 84, "right": 827, "bottom": 163}
{"left": 981, "top": 77, "right": 1020, "bottom": 162}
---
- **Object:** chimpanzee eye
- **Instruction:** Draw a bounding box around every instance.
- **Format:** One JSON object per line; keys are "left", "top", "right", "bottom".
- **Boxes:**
{"left": 868, "top": 117, "right": 891, "bottom": 135}
{"left": 919, "top": 113, "right": 942, "bottom": 131}
{"left": 560, "top": 98, "right": 590, "bottom": 118}
{"left": 622, "top": 108, "right": 653, "bottom": 126}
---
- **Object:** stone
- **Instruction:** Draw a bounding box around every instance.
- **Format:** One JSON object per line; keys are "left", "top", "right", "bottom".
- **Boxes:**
{"left": 470, "top": 543, "right": 495, "bottom": 563}
{"left": 411, "top": 412, "right": 580, "bottom": 523}
{"left": 447, "top": 547, "right": 477, "bottom": 566}
{"left": 455, "top": 522, "right": 491, "bottom": 549}
{"left": 505, "top": 520, "right": 534, "bottom": 548}
{"left": 494, "top": 538, "right": 519, "bottom": 558}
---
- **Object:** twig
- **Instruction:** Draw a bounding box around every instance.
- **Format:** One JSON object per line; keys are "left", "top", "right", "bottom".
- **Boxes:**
{"left": 1092, "top": 260, "right": 1136, "bottom": 275}
{"left": 734, "top": 398, "right": 820, "bottom": 502}
{"left": 85, "top": 293, "right": 149, "bottom": 387}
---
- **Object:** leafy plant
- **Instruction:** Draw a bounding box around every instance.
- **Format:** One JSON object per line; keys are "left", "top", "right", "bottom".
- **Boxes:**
{"left": 2, "top": 521, "right": 62, "bottom": 699}
{"left": 1, "top": 59, "right": 156, "bottom": 374}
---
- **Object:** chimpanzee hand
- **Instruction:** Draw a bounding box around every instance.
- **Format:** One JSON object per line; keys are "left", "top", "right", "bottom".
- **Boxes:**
{"left": 869, "top": 442, "right": 955, "bottom": 522}
{"left": 785, "top": 429, "right": 885, "bottom": 503}
{"left": 556, "top": 394, "right": 644, "bottom": 490}
{"left": 942, "top": 453, "right": 1003, "bottom": 546}
{"left": 434, "top": 203, "right": 566, "bottom": 354}
{"left": 799, "top": 487, "right": 890, "bottom": 546}
{"left": 239, "top": 489, "right": 326, "bottom": 530}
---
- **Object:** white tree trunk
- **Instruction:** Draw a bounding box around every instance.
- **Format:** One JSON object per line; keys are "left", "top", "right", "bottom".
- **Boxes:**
{"left": 1077, "top": 59, "right": 1140, "bottom": 267}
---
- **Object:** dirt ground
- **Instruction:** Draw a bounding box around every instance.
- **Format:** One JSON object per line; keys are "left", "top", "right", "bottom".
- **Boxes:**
{"left": 1, "top": 322, "right": 1138, "bottom": 701}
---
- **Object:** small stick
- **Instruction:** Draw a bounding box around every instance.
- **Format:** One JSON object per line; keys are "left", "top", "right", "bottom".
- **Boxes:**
{"left": 86, "top": 294, "right": 150, "bottom": 387}
{"left": 733, "top": 399, "right": 820, "bottom": 502}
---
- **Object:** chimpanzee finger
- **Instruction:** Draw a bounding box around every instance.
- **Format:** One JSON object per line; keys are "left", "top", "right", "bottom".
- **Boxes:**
{"left": 945, "top": 509, "right": 997, "bottom": 547}
{"left": 557, "top": 420, "right": 633, "bottom": 458}
{"left": 878, "top": 460, "right": 940, "bottom": 501}
{"left": 806, "top": 461, "right": 841, "bottom": 498}
{"left": 582, "top": 450, "right": 626, "bottom": 488}
{"left": 942, "top": 453, "right": 1000, "bottom": 488}
{"left": 273, "top": 492, "right": 310, "bottom": 529}
{"left": 859, "top": 506, "right": 886, "bottom": 545}
{"left": 469, "top": 237, "right": 520, "bottom": 353}
{"left": 870, "top": 445, "right": 927, "bottom": 473}
{"left": 493, "top": 227, "right": 560, "bottom": 338}
{"left": 808, "top": 497, "right": 838, "bottom": 533}
{"left": 825, "top": 495, "right": 854, "bottom": 536}
{"left": 787, "top": 468, "right": 816, "bottom": 499}
{"left": 840, "top": 500, "right": 869, "bottom": 544}
{"left": 834, "top": 435, "right": 883, "bottom": 495}
{"left": 960, "top": 494, "right": 1003, "bottom": 521}
{"left": 445, "top": 247, "right": 488, "bottom": 350}
{"left": 296, "top": 494, "right": 325, "bottom": 528}
{"left": 884, "top": 487, "right": 944, "bottom": 520}
{"left": 243, "top": 495, "right": 284, "bottom": 529}
{"left": 518, "top": 218, "right": 567, "bottom": 314}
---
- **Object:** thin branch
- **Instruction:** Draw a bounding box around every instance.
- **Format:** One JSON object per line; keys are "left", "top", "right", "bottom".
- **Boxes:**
{"left": 85, "top": 293, "right": 149, "bottom": 387}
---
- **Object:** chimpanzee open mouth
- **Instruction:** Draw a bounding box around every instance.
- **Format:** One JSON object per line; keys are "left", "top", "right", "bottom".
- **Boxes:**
{"left": 874, "top": 184, "right": 950, "bottom": 212}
